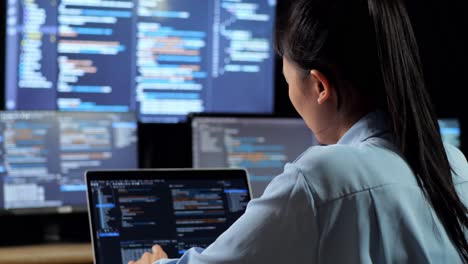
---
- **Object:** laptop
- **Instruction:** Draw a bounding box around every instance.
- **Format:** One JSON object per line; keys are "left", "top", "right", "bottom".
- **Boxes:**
{"left": 86, "top": 169, "right": 252, "bottom": 264}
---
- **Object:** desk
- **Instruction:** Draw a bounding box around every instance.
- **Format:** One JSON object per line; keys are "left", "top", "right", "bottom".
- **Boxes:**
{"left": 0, "top": 243, "right": 93, "bottom": 264}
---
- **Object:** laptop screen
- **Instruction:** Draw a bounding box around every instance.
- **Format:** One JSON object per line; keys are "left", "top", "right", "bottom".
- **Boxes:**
{"left": 192, "top": 116, "right": 317, "bottom": 198}
{"left": 86, "top": 170, "right": 251, "bottom": 264}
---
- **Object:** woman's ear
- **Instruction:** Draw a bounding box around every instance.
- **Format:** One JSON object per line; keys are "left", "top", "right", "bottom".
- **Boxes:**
{"left": 310, "top": 70, "right": 332, "bottom": 105}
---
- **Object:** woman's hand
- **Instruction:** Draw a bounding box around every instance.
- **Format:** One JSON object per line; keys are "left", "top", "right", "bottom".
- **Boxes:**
{"left": 128, "top": 245, "right": 168, "bottom": 264}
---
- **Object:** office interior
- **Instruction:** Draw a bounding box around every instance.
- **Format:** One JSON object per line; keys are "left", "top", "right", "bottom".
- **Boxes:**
{"left": 0, "top": 0, "right": 466, "bottom": 263}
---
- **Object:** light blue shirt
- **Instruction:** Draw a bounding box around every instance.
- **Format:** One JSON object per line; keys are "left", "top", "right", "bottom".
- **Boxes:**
{"left": 157, "top": 111, "right": 468, "bottom": 263}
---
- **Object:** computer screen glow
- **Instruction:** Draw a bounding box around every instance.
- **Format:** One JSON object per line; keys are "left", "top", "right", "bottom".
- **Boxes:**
{"left": 5, "top": 0, "right": 276, "bottom": 123}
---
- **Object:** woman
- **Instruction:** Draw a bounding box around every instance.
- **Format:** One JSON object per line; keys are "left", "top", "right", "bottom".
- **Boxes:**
{"left": 131, "top": 0, "right": 468, "bottom": 263}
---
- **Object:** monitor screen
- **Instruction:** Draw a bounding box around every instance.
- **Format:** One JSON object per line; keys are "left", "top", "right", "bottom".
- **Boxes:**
{"left": 192, "top": 116, "right": 317, "bottom": 198}
{"left": 87, "top": 170, "right": 250, "bottom": 263}
{"left": 438, "top": 118, "right": 461, "bottom": 148}
{"left": 0, "top": 111, "right": 138, "bottom": 212}
{"left": 5, "top": 0, "right": 276, "bottom": 123}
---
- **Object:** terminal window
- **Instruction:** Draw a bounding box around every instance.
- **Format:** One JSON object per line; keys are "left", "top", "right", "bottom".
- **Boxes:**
{"left": 5, "top": 0, "right": 277, "bottom": 123}
{"left": 89, "top": 177, "right": 249, "bottom": 263}
{"left": 192, "top": 117, "right": 317, "bottom": 198}
{"left": 0, "top": 112, "right": 138, "bottom": 210}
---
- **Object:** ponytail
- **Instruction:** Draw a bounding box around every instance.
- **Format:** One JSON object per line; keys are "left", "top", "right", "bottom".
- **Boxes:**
{"left": 277, "top": 0, "right": 468, "bottom": 260}
{"left": 368, "top": 0, "right": 468, "bottom": 260}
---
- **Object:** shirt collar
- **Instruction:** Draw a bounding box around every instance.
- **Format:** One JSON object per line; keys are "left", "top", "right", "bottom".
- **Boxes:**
{"left": 337, "top": 110, "right": 391, "bottom": 146}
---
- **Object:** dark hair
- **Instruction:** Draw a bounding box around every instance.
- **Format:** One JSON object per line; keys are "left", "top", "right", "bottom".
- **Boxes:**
{"left": 277, "top": 0, "right": 468, "bottom": 260}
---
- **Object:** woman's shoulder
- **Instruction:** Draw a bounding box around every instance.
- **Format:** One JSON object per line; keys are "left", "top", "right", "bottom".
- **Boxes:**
{"left": 293, "top": 142, "right": 410, "bottom": 179}
{"left": 289, "top": 142, "right": 468, "bottom": 205}
{"left": 290, "top": 143, "right": 417, "bottom": 205}
{"left": 444, "top": 144, "right": 468, "bottom": 185}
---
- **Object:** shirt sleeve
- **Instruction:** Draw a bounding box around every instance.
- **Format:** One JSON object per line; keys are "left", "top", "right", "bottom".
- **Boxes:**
{"left": 154, "top": 165, "right": 318, "bottom": 264}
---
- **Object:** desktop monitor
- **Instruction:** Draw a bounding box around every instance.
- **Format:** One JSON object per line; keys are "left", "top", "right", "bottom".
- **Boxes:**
{"left": 0, "top": 111, "right": 138, "bottom": 213}
{"left": 438, "top": 118, "right": 461, "bottom": 148}
{"left": 4, "top": 0, "right": 276, "bottom": 123}
{"left": 191, "top": 115, "right": 318, "bottom": 198}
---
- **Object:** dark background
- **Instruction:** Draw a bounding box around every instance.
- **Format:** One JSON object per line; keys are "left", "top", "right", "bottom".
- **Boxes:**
{"left": 0, "top": 0, "right": 467, "bottom": 245}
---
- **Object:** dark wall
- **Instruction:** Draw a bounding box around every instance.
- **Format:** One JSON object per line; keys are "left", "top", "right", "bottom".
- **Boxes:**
{"left": 406, "top": 0, "right": 467, "bottom": 153}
